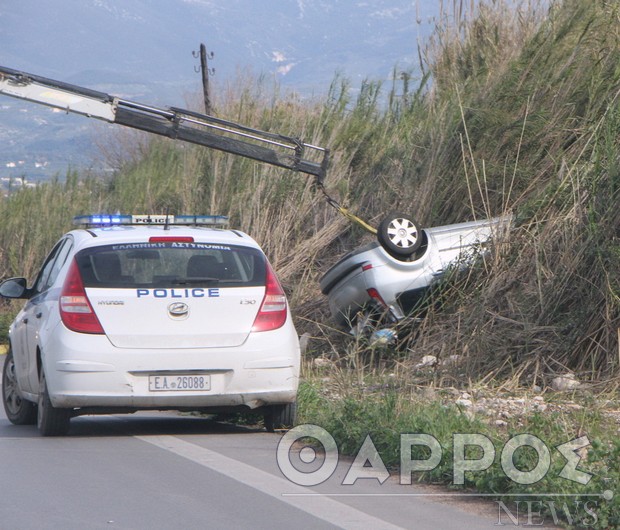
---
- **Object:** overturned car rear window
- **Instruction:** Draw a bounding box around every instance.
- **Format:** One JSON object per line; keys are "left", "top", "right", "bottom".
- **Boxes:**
{"left": 75, "top": 242, "right": 267, "bottom": 288}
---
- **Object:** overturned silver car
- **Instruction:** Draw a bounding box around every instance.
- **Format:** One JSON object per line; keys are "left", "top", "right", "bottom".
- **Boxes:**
{"left": 320, "top": 213, "right": 510, "bottom": 336}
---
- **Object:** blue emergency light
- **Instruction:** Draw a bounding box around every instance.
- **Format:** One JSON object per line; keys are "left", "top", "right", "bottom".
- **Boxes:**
{"left": 73, "top": 214, "right": 229, "bottom": 227}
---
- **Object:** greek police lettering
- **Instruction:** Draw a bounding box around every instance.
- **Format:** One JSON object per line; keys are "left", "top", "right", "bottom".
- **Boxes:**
{"left": 111, "top": 242, "right": 166, "bottom": 250}
{"left": 168, "top": 242, "right": 228, "bottom": 249}
{"left": 136, "top": 288, "right": 220, "bottom": 298}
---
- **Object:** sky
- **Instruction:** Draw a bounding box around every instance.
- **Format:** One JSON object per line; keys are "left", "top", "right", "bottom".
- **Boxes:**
{"left": 0, "top": 0, "right": 447, "bottom": 103}
{"left": 0, "top": 0, "right": 451, "bottom": 177}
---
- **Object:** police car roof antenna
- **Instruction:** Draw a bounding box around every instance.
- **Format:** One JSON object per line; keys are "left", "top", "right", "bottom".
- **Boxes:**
{"left": 164, "top": 208, "right": 171, "bottom": 231}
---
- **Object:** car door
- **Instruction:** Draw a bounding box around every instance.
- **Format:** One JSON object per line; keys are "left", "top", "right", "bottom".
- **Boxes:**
{"left": 15, "top": 237, "right": 73, "bottom": 393}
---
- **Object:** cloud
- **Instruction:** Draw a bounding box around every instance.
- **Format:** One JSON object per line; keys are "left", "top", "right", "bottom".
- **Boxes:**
{"left": 276, "top": 63, "right": 296, "bottom": 75}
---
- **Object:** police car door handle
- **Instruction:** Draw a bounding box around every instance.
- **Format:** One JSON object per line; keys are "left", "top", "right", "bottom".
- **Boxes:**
{"left": 22, "top": 317, "right": 28, "bottom": 324}
{"left": 36, "top": 312, "right": 43, "bottom": 319}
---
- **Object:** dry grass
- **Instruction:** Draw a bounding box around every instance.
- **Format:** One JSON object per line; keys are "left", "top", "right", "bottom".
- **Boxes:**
{"left": 0, "top": 0, "right": 618, "bottom": 388}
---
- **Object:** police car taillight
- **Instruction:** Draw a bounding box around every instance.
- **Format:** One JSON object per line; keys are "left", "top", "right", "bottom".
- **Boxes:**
{"left": 251, "top": 263, "right": 287, "bottom": 332}
{"left": 59, "top": 260, "right": 105, "bottom": 334}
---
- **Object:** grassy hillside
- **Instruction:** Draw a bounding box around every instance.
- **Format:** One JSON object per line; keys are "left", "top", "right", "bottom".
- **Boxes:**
{"left": 0, "top": 0, "right": 618, "bottom": 388}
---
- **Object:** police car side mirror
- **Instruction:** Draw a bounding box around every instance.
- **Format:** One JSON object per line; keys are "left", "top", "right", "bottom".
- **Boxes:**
{"left": 0, "top": 277, "right": 29, "bottom": 299}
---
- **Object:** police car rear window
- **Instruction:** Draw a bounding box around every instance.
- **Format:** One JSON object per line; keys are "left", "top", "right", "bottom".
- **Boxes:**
{"left": 75, "top": 242, "right": 266, "bottom": 288}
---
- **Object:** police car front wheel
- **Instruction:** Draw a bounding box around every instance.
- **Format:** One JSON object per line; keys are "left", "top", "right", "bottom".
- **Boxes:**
{"left": 2, "top": 349, "right": 37, "bottom": 425}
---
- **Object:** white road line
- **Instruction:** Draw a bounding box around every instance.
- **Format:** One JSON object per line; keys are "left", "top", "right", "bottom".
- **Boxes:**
{"left": 136, "top": 435, "right": 405, "bottom": 530}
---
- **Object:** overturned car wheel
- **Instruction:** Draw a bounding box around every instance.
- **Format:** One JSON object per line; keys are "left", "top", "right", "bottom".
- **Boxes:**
{"left": 377, "top": 212, "right": 422, "bottom": 259}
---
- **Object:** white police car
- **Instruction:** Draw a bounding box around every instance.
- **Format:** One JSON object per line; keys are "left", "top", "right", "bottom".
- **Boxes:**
{"left": 0, "top": 214, "right": 299, "bottom": 435}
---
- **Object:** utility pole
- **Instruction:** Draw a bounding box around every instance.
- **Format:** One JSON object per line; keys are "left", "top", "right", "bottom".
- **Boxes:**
{"left": 400, "top": 72, "right": 410, "bottom": 107}
{"left": 193, "top": 43, "right": 214, "bottom": 115}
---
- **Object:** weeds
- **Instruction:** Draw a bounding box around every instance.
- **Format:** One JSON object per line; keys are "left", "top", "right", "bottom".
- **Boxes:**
{"left": 0, "top": 0, "right": 617, "bottom": 384}
{"left": 298, "top": 365, "right": 620, "bottom": 528}
{"left": 0, "top": 0, "right": 618, "bottom": 525}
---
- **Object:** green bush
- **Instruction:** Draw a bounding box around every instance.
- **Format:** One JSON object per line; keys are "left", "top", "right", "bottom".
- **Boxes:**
{"left": 298, "top": 379, "right": 619, "bottom": 528}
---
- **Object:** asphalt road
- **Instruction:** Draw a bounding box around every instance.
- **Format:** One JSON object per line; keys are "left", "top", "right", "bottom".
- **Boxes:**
{"left": 0, "top": 407, "right": 510, "bottom": 530}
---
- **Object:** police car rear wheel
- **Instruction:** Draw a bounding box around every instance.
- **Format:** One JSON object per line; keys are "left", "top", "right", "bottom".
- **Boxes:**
{"left": 264, "top": 402, "right": 297, "bottom": 432}
{"left": 37, "top": 370, "right": 71, "bottom": 436}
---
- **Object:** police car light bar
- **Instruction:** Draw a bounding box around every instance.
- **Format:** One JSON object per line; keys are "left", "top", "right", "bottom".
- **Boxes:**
{"left": 73, "top": 214, "right": 230, "bottom": 228}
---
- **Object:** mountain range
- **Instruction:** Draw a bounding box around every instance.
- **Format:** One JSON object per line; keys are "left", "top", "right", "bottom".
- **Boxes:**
{"left": 0, "top": 0, "right": 440, "bottom": 180}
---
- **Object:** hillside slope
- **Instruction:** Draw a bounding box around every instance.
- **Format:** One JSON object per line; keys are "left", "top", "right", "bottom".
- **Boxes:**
{"left": 0, "top": 0, "right": 618, "bottom": 384}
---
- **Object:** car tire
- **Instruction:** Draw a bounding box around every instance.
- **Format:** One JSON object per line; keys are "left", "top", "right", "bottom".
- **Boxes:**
{"left": 37, "top": 370, "right": 71, "bottom": 436}
{"left": 264, "top": 402, "right": 297, "bottom": 432}
{"left": 377, "top": 212, "right": 422, "bottom": 258}
{"left": 2, "top": 348, "right": 37, "bottom": 425}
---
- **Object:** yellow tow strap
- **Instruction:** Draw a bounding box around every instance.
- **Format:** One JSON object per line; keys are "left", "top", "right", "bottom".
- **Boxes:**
{"left": 334, "top": 205, "right": 377, "bottom": 234}
{"left": 317, "top": 182, "right": 377, "bottom": 235}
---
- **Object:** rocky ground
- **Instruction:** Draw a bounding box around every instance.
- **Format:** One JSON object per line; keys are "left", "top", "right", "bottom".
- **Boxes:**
{"left": 310, "top": 352, "right": 620, "bottom": 436}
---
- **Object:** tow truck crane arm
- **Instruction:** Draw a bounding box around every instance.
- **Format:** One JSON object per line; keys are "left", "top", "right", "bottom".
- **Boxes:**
{"left": 0, "top": 65, "right": 329, "bottom": 183}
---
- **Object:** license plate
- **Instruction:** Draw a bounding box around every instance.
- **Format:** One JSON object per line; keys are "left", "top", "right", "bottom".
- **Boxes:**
{"left": 148, "top": 374, "right": 211, "bottom": 392}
